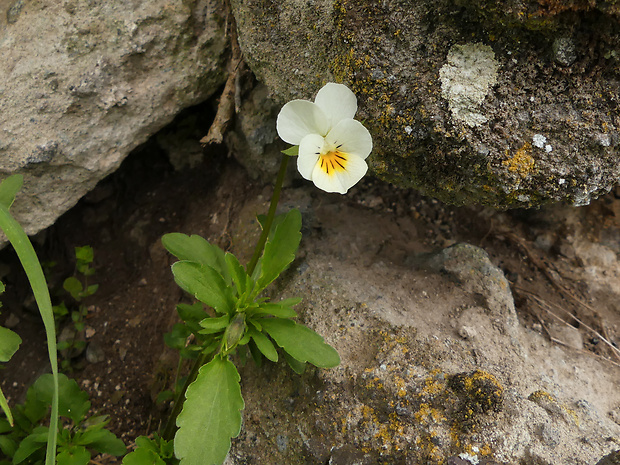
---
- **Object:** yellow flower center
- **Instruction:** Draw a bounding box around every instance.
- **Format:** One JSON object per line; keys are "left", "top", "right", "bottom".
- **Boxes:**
{"left": 319, "top": 150, "right": 348, "bottom": 176}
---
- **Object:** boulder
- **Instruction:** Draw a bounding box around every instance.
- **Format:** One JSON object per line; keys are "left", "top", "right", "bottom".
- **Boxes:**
{"left": 0, "top": 0, "right": 227, "bottom": 238}
{"left": 230, "top": 0, "right": 620, "bottom": 208}
{"left": 222, "top": 189, "right": 620, "bottom": 464}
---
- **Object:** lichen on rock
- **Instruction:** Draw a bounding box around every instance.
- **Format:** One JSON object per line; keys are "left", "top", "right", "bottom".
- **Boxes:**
{"left": 439, "top": 43, "right": 500, "bottom": 127}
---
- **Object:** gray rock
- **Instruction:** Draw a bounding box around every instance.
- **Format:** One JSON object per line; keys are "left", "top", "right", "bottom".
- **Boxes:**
{"left": 0, "top": 0, "right": 227, "bottom": 242}
{"left": 230, "top": 0, "right": 620, "bottom": 208}
{"left": 223, "top": 192, "right": 620, "bottom": 464}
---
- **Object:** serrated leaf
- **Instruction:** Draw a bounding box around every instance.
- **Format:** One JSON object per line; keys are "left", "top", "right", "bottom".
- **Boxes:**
{"left": 134, "top": 436, "right": 162, "bottom": 454}
{"left": 248, "top": 329, "right": 278, "bottom": 362}
{"left": 171, "top": 261, "right": 234, "bottom": 315}
{"left": 281, "top": 145, "right": 299, "bottom": 156}
{"left": 255, "top": 209, "right": 302, "bottom": 293}
{"left": 0, "top": 175, "right": 23, "bottom": 209}
{"left": 56, "top": 445, "right": 90, "bottom": 465}
{"left": 122, "top": 447, "right": 166, "bottom": 465}
{"left": 260, "top": 318, "right": 340, "bottom": 368}
{"left": 284, "top": 352, "right": 307, "bottom": 375}
{"left": 76, "top": 428, "right": 126, "bottom": 456}
{"left": 175, "top": 357, "right": 244, "bottom": 465}
{"left": 32, "top": 374, "right": 90, "bottom": 424}
{"left": 162, "top": 234, "right": 230, "bottom": 283}
{"left": 0, "top": 326, "right": 21, "bottom": 362}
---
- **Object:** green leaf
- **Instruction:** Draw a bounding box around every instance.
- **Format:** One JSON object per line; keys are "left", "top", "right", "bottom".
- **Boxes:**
{"left": 32, "top": 374, "right": 90, "bottom": 424}
{"left": 248, "top": 329, "right": 278, "bottom": 362}
{"left": 162, "top": 234, "right": 230, "bottom": 283}
{"left": 260, "top": 318, "right": 340, "bottom": 368}
{"left": 224, "top": 253, "right": 250, "bottom": 299}
{"left": 122, "top": 447, "right": 166, "bottom": 465}
{"left": 175, "top": 357, "right": 244, "bottom": 465}
{"left": 255, "top": 209, "right": 302, "bottom": 293}
{"left": 284, "top": 352, "right": 307, "bottom": 375}
{"left": 0, "top": 435, "right": 17, "bottom": 457}
{"left": 252, "top": 299, "right": 300, "bottom": 318}
{"left": 0, "top": 196, "right": 59, "bottom": 465}
{"left": 63, "top": 277, "right": 83, "bottom": 301}
{"left": 164, "top": 323, "right": 192, "bottom": 350}
{"left": 0, "top": 175, "right": 23, "bottom": 209}
{"left": 177, "top": 303, "right": 205, "bottom": 323}
{"left": 56, "top": 445, "right": 90, "bottom": 465}
{"left": 247, "top": 341, "right": 263, "bottom": 367}
{"left": 0, "top": 418, "right": 11, "bottom": 433}
{"left": 84, "top": 284, "right": 99, "bottom": 296}
{"left": 74, "top": 246, "right": 94, "bottom": 265}
{"left": 76, "top": 428, "right": 126, "bottom": 456}
{"left": 281, "top": 145, "right": 299, "bottom": 156}
{"left": 171, "top": 261, "right": 234, "bottom": 315}
{"left": 0, "top": 387, "right": 13, "bottom": 427}
{"left": 12, "top": 426, "right": 49, "bottom": 464}
{"left": 198, "top": 314, "right": 230, "bottom": 334}
{"left": 0, "top": 326, "right": 21, "bottom": 362}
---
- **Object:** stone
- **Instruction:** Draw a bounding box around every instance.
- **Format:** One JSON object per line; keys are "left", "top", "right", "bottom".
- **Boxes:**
{"left": 221, "top": 190, "right": 620, "bottom": 464}
{"left": 0, "top": 0, "right": 227, "bottom": 242}
{"left": 230, "top": 0, "right": 620, "bottom": 208}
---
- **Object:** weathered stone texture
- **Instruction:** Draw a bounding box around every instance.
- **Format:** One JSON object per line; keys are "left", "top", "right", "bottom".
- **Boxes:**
{"left": 231, "top": 0, "right": 620, "bottom": 207}
{"left": 0, "top": 0, "right": 227, "bottom": 237}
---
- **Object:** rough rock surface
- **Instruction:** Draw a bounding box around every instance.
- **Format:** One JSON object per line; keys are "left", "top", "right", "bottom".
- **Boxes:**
{"left": 0, "top": 0, "right": 227, "bottom": 237}
{"left": 221, "top": 189, "right": 620, "bottom": 465}
{"left": 230, "top": 0, "right": 620, "bottom": 208}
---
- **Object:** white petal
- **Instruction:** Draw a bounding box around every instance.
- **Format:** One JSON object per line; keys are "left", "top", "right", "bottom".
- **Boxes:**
{"left": 311, "top": 153, "right": 368, "bottom": 194}
{"left": 298, "top": 134, "right": 324, "bottom": 180}
{"left": 332, "top": 154, "right": 368, "bottom": 193}
{"left": 311, "top": 163, "right": 347, "bottom": 194}
{"left": 314, "top": 83, "right": 357, "bottom": 128}
{"left": 276, "top": 100, "right": 330, "bottom": 144}
{"left": 325, "top": 119, "right": 373, "bottom": 160}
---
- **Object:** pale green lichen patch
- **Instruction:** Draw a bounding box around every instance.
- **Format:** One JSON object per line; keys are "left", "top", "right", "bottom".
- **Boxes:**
{"left": 439, "top": 43, "right": 500, "bottom": 127}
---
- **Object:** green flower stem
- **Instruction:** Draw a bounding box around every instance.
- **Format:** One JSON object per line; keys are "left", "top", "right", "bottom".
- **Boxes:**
{"left": 247, "top": 154, "right": 289, "bottom": 276}
{"left": 162, "top": 155, "right": 289, "bottom": 441}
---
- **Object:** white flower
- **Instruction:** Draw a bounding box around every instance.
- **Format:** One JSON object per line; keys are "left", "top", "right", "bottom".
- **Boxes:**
{"left": 276, "top": 83, "right": 372, "bottom": 194}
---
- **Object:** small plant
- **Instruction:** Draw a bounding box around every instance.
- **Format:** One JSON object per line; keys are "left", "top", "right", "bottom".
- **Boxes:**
{"left": 0, "top": 373, "right": 126, "bottom": 465}
{"left": 125, "top": 82, "right": 372, "bottom": 465}
{"left": 53, "top": 246, "right": 98, "bottom": 370}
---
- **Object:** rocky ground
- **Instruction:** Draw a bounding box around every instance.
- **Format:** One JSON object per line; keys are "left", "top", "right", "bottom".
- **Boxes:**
{"left": 1, "top": 104, "right": 620, "bottom": 464}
